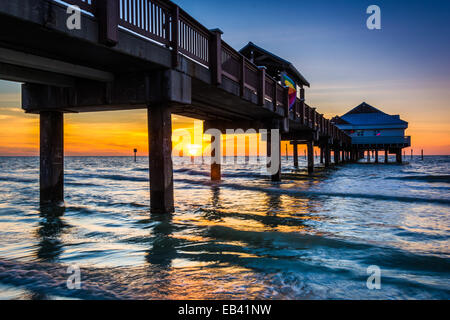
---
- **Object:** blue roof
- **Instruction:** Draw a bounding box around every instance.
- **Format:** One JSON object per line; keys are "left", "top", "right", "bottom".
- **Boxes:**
{"left": 341, "top": 113, "right": 407, "bottom": 125}
{"left": 340, "top": 102, "right": 407, "bottom": 125}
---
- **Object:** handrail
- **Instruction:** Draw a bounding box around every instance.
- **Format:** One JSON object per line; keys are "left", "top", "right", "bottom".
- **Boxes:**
{"left": 56, "top": 0, "right": 350, "bottom": 142}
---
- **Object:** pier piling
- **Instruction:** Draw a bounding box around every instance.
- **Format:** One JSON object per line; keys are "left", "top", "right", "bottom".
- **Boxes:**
{"left": 267, "top": 129, "right": 281, "bottom": 182}
{"left": 292, "top": 141, "right": 299, "bottom": 168}
{"left": 396, "top": 149, "right": 403, "bottom": 164}
{"left": 148, "top": 104, "right": 174, "bottom": 214}
{"left": 40, "top": 111, "right": 64, "bottom": 204}
{"left": 324, "top": 145, "right": 331, "bottom": 167}
{"left": 211, "top": 135, "right": 221, "bottom": 181}
{"left": 307, "top": 141, "right": 314, "bottom": 174}
{"left": 334, "top": 148, "right": 339, "bottom": 165}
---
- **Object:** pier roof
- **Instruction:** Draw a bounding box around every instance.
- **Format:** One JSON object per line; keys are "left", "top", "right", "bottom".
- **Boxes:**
{"left": 239, "top": 42, "right": 310, "bottom": 87}
{"left": 339, "top": 103, "right": 408, "bottom": 126}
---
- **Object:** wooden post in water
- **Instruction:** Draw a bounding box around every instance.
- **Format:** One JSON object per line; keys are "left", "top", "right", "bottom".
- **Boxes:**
{"left": 148, "top": 104, "right": 174, "bottom": 214}
{"left": 367, "top": 150, "right": 370, "bottom": 163}
{"left": 211, "top": 135, "right": 221, "bottom": 181}
{"left": 307, "top": 141, "right": 314, "bottom": 174}
{"left": 324, "top": 145, "right": 330, "bottom": 167}
{"left": 293, "top": 141, "right": 299, "bottom": 168}
{"left": 40, "top": 111, "right": 64, "bottom": 204}
{"left": 334, "top": 148, "right": 339, "bottom": 165}
{"left": 285, "top": 143, "right": 288, "bottom": 161}
{"left": 267, "top": 129, "right": 281, "bottom": 182}
{"left": 134, "top": 148, "right": 137, "bottom": 162}
{"left": 320, "top": 147, "right": 324, "bottom": 164}
{"left": 421, "top": 149, "right": 424, "bottom": 160}
{"left": 396, "top": 149, "right": 403, "bottom": 164}
{"left": 385, "top": 149, "right": 389, "bottom": 163}
{"left": 411, "top": 149, "right": 413, "bottom": 160}
{"left": 245, "top": 136, "right": 250, "bottom": 163}
{"left": 375, "top": 150, "right": 379, "bottom": 163}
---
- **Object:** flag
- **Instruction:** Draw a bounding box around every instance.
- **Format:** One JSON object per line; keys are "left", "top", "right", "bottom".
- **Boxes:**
{"left": 281, "top": 73, "right": 297, "bottom": 111}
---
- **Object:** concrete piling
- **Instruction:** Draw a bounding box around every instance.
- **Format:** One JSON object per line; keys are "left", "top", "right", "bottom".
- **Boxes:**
{"left": 211, "top": 134, "right": 221, "bottom": 181}
{"left": 307, "top": 141, "right": 314, "bottom": 174}
{"left": 267, "top": 129, "right": 281, "bottom": 182}
{"left": 148, "top": 104, "right": 174, "bottom": 214}
{"left": 40, "top": 111, "right": 64, "bottom": 204}
{"left": 293, "top": 141, "right": 299, "bottom": 168}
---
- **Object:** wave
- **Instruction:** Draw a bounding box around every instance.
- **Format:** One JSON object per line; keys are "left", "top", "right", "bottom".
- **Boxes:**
{"left": 174, "top": 167, "right": 268, "bottom": 179}
{"left": 387, "top": 175, "right": 450, "bottom": 184}
{"left": 68, "top": 173, "right": 148, "bottom": 183}
{"left": 0, "top": 259, "right": 123, "bottom": 300}
{"left": 175, "top": 179, "right": 450, "bottom": 205}
{"left": 0, "top": 176, "right": 37, "bottom": 183}
{"left": 206, "top": 226, "right": 450, "bottom": 276}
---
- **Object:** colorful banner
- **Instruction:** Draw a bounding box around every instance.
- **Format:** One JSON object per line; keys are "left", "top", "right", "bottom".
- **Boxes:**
{"left": 282, "top": 73, "right": 297, "bottom": 111}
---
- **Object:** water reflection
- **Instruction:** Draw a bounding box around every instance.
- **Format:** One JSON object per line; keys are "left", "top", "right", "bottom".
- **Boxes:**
{"left": 210, "top": 184, "right": 221, "bottom": 209}
{"left": 146, "top": 215, "right": 177, "bottom": 268}
{"left": 34, "top": 204, "right": 67, "bottom": 262}
{"left": 263, "top": 192, "right": 282, "bottom": 229}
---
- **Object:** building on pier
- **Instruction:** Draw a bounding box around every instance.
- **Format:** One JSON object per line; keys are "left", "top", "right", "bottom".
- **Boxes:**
{"left": 332, "top": 102, "right": 411, "bottom": 163}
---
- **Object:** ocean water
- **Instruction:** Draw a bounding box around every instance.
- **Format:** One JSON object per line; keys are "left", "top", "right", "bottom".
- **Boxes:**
{"left": 0, "top": 155, "right": 449, "bottom": 300}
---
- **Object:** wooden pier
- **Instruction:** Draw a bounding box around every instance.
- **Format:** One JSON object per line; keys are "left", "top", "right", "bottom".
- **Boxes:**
{"left": 0, "top": 0, "right": 354, "bottom": 213}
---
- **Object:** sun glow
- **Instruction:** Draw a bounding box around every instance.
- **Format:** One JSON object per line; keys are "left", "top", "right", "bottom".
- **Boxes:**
{"left": 186, "top": 144, "right": 202, "bottom": 156}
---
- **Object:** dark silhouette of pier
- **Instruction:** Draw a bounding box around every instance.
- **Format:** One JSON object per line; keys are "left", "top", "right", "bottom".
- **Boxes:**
{"left": 0, "top": 0, "right": 357, "bottom": 213}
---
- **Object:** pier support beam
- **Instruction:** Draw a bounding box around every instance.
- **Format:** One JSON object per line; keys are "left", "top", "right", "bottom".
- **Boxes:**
{"left": 211, "top": 135, "right": 222, "bottom": 181}
{"left": 385, "top": 149, "right": 389, "bottom": 163}
{"left": 307, "top": 141, "right": 314, "bottom": 174}
{"left": 148, "top": 104, "right": 174, "bottom": 214}
{"left": 267, "top": 129, "right": 281, "bottom": 182}
{"left": 320, "top": 147, "right": 324, "bottom": 164}
{"left": 40, "top": 111, "right": 64, "bottom": 204}
{"left": 396, "top": 149, "right": 402, "bottom": 164}
{"left": 293, "top": 141, "right": 299, "bottom": 168}
{"left": 375, "top": 150, "right": 379, "bottom": 163}
{"left": 324, "top": 145, "right": 330, "bottom": 167}
{"left": 334, "top": 148, "right": 340, "bottom": 165}
{"left": 367, "top": 150, "right": 371, "bottom": 163}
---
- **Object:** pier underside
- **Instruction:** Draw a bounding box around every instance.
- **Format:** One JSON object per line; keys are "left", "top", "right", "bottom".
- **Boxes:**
{"left": 0, "top": 0, "right": 354, "bottom": 213}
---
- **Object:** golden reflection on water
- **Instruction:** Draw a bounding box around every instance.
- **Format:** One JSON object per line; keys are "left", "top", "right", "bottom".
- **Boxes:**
{"left": 2, "top": 156, "right": 450, "bottom": 299}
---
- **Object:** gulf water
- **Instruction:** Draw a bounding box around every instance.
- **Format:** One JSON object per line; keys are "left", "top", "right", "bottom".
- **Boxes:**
{"left": 0, "top": 156, "right": 449, "bottom": 299}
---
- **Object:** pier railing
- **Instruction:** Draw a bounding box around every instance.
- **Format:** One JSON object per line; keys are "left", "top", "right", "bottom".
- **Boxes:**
{"left": 58, "top": 0, "right": 348, "bottom": 142}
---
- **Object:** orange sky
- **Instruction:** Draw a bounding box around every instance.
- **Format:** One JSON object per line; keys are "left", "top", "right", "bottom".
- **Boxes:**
{"left": 0, "top": 80, "right": 449, "bottom": 156}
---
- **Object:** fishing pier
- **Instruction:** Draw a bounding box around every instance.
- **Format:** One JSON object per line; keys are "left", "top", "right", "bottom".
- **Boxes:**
{"left": 1, "top": 0, "right": 359, "bottom": 213}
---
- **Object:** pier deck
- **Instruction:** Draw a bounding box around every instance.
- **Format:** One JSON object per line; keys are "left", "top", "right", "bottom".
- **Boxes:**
{"left": 0, "top": 0, "right": 354, "bottom": 212}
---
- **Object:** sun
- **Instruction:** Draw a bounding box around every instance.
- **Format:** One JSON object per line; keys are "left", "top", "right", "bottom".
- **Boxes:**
{"left": 186, "top": 144, "right": 202, "bottom": 156}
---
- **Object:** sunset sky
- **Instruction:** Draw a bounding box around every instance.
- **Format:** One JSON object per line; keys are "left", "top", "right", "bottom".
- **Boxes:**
{"left": 0, "top": 0, "right": 449, "bottom": 156}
